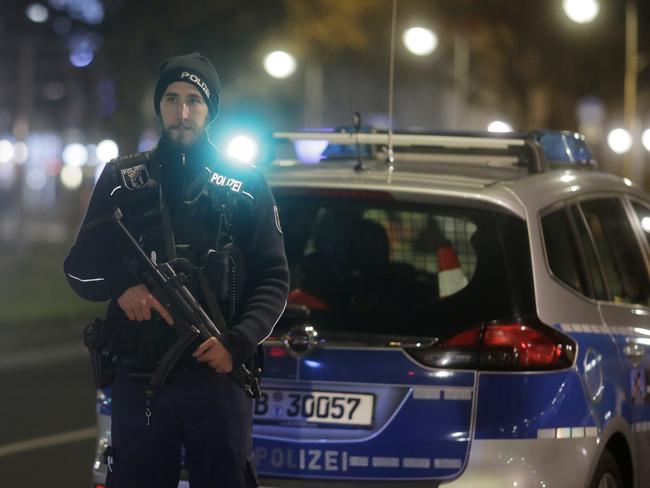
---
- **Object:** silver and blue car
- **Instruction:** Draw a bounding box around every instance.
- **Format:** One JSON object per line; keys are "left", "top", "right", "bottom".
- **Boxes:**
{"left": 94, "top": 130, "right": 650, "bottom": 488}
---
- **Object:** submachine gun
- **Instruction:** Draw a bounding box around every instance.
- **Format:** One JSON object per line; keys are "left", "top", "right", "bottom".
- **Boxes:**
{"left": 88, "top": 207, "right": 261, "bottom": 400}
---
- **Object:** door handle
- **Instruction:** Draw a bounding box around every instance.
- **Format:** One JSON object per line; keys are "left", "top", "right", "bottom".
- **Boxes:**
{"left": 624, "top": 344, "right": 646, "bottom": 358}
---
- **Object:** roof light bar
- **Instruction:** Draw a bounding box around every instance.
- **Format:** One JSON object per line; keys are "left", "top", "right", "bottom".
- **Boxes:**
{"left": 273, "top": 132, "right": 526, "bottom": 150}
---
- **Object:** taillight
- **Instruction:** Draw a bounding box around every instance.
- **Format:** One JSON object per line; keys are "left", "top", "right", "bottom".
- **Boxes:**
{"left": 406, "top": 318, "right": 576, "bottom": 371}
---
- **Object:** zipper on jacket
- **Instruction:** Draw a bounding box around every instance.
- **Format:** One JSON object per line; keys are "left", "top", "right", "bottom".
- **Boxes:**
{"left": 230, "top": 255, "right": 237, "bottom": 325}
{"left": 181, "top": 153, "right": 186, "bottom": 167}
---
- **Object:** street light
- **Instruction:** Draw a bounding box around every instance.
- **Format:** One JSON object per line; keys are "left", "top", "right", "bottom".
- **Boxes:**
{"left": 563, "top": 0, "right": 640, "bottom": 180}
{"left": 263, "top": 51, "right": 297, "bottom": 79}
{"left": 607, "top": 128, "right": 633, "bottom": 154}
{"left": 403, "top": 27, "right": 438, "bottom": 56}
{"left": 642, "top": 129, "right": 650, "bottom": 152}
{"left": 642, "top": 217, "right": 650, "bottom": 233}
{"left": 562, "top": 0, "right": 599, "bottom": 24}
{"left": 487, "top": 120, "right": 513, "bottom": 133}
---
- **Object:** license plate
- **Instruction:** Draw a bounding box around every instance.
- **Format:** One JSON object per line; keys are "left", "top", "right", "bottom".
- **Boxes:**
{"left": 254, "top": 389, "right": 375, "bottom": 427}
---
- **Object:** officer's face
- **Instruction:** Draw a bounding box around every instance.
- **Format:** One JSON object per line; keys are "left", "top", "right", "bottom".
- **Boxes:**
{"left": 160, "top": 81, "right": 209, "bottom": 148}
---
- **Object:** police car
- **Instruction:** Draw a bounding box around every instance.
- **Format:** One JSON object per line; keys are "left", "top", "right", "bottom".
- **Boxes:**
{"left": 92, "top": 129, "right": 650, "bottom": 487}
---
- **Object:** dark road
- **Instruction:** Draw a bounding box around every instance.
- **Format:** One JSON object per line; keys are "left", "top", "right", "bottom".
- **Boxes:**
{"left": 0, "top": 322, "right": 97, "bottom": 488}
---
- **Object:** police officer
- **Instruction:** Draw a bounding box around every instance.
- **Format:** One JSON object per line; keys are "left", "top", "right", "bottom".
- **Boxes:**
{"left": 64, "top": 52, "right": 289, "bottom": 487}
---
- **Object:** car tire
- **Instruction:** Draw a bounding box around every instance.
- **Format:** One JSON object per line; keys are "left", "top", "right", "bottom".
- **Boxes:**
{"left": 589, "top": 448, "right": 624, "bottom": 488}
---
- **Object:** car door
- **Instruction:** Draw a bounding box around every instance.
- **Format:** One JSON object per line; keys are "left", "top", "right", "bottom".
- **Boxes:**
{"left": 578, "top": 196, "right": 650, "bottom": 485}
{"left": 624, "top": 197, "right": 650, "bottom": 485}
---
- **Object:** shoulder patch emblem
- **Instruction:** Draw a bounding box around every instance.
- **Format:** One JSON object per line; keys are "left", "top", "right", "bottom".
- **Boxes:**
{"left": 121, "top": 164, "right": 149, "bottom": 190}
{"left": 273, "top": 205, "right": 283, "bottom": 234}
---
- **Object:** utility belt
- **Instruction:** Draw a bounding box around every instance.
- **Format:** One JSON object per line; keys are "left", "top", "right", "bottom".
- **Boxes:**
{"left": 114, "top": 364, "right": 213, "bottom": 386}
{"left": 83, "top": 318, "right": 264, "bottom": 390}
{"left": 83, "top": 318, "right": 177, "bottom": 388}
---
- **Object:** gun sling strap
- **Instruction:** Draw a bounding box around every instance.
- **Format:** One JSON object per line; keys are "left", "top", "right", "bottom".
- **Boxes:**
{"left": 154, "top": 156, "right": 232, "bottom": 335}
{"left": 151, "top": 158, "right": 233, "bottom": 383}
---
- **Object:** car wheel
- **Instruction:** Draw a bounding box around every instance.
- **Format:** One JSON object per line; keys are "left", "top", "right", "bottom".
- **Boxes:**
{"left": 590, "top": 449, "right": 624, "bottom": 488}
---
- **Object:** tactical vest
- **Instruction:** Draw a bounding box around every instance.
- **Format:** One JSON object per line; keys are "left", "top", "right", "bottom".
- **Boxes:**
{"left": 103, "top": 151, "right": 250, "bottom": 368}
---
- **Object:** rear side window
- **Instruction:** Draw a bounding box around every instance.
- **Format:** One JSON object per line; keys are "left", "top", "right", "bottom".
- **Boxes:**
{"left": 276, "top": 189, "right": 535, "bottom": 337}
{"left": 580, "top": 198, "right": 650, "bottom": 305}
{"left": 570, "top": 205, "right": 608, "bottom": 300}
{"left": 632, "top": 201, "right": 650, "bottom": 249}
{"left": 541, "top": 207, "right": 587, "bottom": 294}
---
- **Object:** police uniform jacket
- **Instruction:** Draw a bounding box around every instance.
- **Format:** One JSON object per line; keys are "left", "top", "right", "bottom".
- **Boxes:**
{"left": 64, "top": 134, "right": 289, "bottom": 370}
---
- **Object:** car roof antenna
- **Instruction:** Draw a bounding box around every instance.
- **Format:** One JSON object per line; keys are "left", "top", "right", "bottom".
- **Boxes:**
{"left": 385, "top": 0, "right": 398, "bottom": 183}
{"left": 353, "top": 111, "right": 366, "bottom": 172}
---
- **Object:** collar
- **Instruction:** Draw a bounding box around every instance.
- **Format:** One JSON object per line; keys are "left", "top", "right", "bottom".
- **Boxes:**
{"left": 153, "top": 133, "right": 217, "bottom": 177}
{"left": 153, "top": 133, "right": 220, "bottom": 204}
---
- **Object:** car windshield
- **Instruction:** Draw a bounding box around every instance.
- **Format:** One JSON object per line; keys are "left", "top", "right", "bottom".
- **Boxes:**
{"left": 276, "top": 188, "right": 534, "bottom": 339}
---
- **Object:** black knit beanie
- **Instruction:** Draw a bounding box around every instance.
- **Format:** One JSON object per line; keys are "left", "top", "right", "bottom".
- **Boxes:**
{"left": 154, "top": 52, "right": 221, "bottom": 122}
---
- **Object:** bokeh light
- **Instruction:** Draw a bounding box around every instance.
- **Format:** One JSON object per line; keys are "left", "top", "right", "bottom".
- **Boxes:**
{"left": 97, "top": 139, "right": 119, "bottom": 163}
{"left": 49, "top": 0, "right": 104, "bottom": 25}
{"left": 642, "top": 128, "right": 650, "bottom": 152}
{"left": 13, "top": 142, "right": 29, "bottom": 164}
{"left": 487, "top": 121, "right": 513, "bottom": 133}
{"left": 403, "top": 27, "right": 438, "bottom": 56}
{"left": 563, "top": 0, "right": 599, "bottom": 24}
{"left": 60, "top": 165, "right": 84, "bottom": 189}
{"left": 642, "top": 217, "right": 650, "bottom": 233}
{"left": 263, "top": 51, "right": 297, "bottom": 79}
{"left": 26, "top": 3, "right": 49, "bottom": 23}
{"left": 0, "top": 140, "right": 15, "bottom": 163}
{"left": 607, "top": 128, "right": 632, "bottom": 154}
{"left": 68, "top": 33, "right": 102, "bottom": 68}
{"left": 62, "top": 143, "right": 88, "bottom": 167}
{"left": 69, "top": 46, "right": 94, "bottom": 68}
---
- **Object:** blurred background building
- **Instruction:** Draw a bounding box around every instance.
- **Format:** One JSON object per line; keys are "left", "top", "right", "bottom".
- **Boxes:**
{"left": 0, "top": 0, "right": 649, "bottom": 250}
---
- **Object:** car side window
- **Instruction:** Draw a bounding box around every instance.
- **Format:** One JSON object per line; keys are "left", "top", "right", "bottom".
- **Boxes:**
{"left": 569, "top": 204, "right": 608, "bottom": 300}
{"left": 580, "top": 198, "right": 650, "bottom": 305}
{"left": 631, "top": 200, "right": 650, "bottom": 250}
{"left": 541, "top": 207, "right": 588, "bottom": 294}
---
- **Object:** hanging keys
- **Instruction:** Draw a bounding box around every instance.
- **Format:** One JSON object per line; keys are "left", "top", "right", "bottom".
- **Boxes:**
{"left": 144, "top": 385, "right": 155, "bottom": 427}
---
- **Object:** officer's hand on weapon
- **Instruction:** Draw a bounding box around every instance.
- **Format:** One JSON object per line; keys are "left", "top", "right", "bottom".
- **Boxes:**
{"left": 192, "top": 337, "right": 233, "bottom": 373}
{"left": 117, "top": 284, "right": 175, "bottom": 325}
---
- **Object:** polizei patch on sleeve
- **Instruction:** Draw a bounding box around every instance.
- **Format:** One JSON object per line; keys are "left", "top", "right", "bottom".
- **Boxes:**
{"left": 273, "top": 205, "right": 283, "bottom": 234}
{"left": 209, "top": 172, "right": 243, "bottom": 192}
{"left": 121, "top": 164, "right": 149, "bottom": 190}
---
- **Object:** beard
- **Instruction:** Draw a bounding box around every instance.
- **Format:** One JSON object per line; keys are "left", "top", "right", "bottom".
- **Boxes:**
{"left": 162, "top": 123, "right": 204, "bottom": 149}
